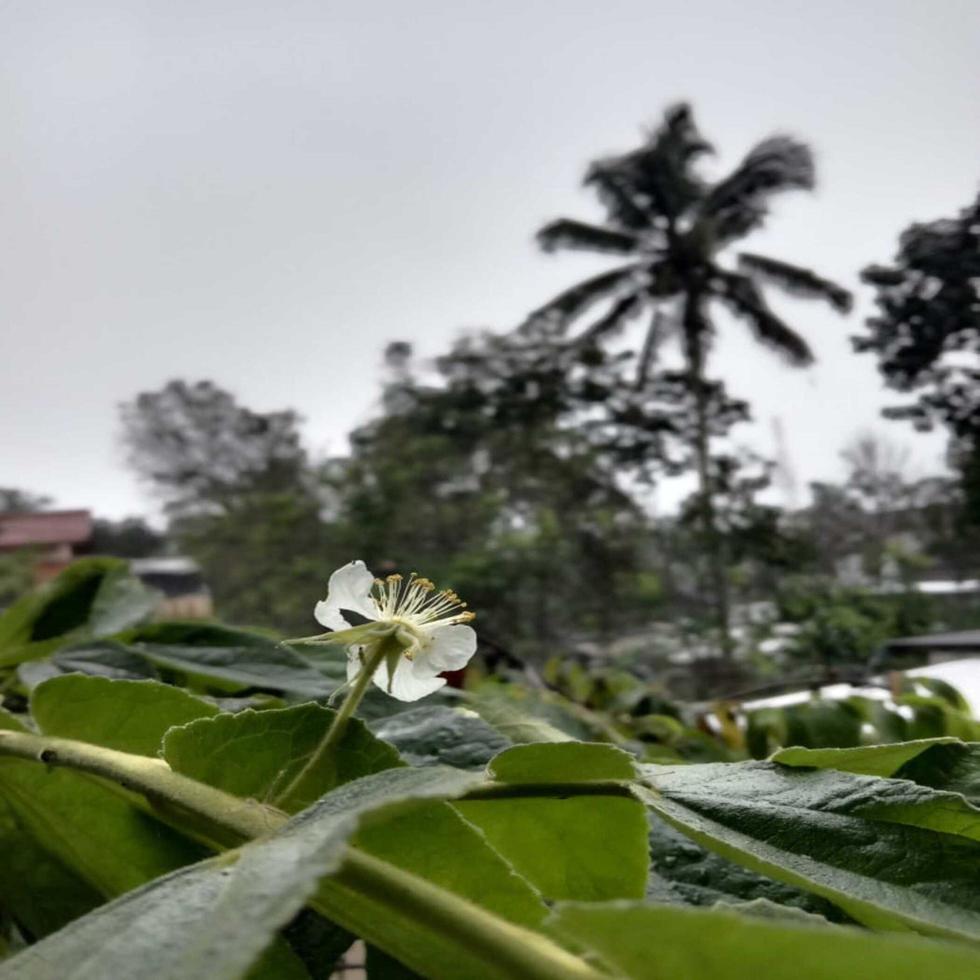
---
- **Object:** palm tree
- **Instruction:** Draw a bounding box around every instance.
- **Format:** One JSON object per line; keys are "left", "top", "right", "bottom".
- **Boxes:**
{"left": 526, "top": 104, "right": 852, "bottom": 657}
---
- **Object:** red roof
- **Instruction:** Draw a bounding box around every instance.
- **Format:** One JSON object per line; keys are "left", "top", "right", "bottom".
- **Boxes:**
{"left": 0, "top": 510, "right": 92, "bottom": 549}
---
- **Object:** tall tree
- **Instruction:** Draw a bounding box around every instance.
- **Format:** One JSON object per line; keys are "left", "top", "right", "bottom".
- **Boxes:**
{"left": 522, "top": 104, "right": 852, "bottom": 654}
{"left": 121, "top": 380, "right": 309, "bottom": 519}
{"left": 328, "top": 344, "right": 659, "bottom": 658}
{"left": 120, "top": 380, "right": 328, "bottom": 631}
{"left": 856, "top": 187, "right": 980, "bottom": 525}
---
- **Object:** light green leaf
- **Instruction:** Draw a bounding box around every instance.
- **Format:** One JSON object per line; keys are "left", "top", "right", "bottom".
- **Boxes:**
{"left": 638, "top": 760, "right": 980, "bottom": 941}
{"left": 487, "top": 741, "right": 637, "bottom": 782}
{"left": 456, "top": 743, "right": 648, "bottom": 902}
{"left": 32, "top": 676, "right": 218, "bottom": 756}
{"left": 163, "top": 703, "right": 402, "bottom": 810}
{"left": 548, "top": 902, "right": 980, "bottom": 979}
{"left": 772, "top": 738, "right": 961, "bottom": 777}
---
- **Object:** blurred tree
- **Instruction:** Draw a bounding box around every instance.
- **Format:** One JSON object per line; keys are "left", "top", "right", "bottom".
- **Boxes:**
{"left": 0, "top": 488, "right": 52, "bottom": 512}
{"left": 328, "top": 345, "right": 659, "bottom": 659}
{"left": 121, "top": 380, "right": 309, "bottom": 519}
{"left": 519, "top": 103, "right": 852, "bottom": 655}
{"left": 120, "top": 380, "right": 329, "bottom": 632}
{"left": 89, "top": 517, "right": 165, "bottom": 559}
{"left": 856, "top": 188, "right": 980, "bottom": 523}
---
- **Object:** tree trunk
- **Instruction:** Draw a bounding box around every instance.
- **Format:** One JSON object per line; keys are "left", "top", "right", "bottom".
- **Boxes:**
{"left": 683, "top": 296, "right": 734, "bottom": 661}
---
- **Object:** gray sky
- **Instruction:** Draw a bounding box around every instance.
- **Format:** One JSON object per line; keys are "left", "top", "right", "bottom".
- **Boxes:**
{"left": 3, "top": 0, "right": 979, "bottom": 518}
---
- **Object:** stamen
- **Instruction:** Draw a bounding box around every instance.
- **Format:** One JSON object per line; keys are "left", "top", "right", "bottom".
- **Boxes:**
{"left": 369, "top": 569, "right": 476, "bottom": 628}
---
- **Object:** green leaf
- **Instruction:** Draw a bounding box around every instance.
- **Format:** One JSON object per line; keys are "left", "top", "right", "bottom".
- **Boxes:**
{"left": 647, "top": 815, "right": 850, "bottom": 921}
{"left": 464, "top": 691, "right": 578, "bottom": 743}
{"left": 50, "top": 641, "right": 161, "bottom": 681}
{"left": 0, "top": 766, "right": 496, "bottom": 980}
{"left": 163, "top": 709, "right": 550, "bottom": 966}
{"left": 308, "top": 768, "right": 556, "bottom": 979}
{"left": 772, "top": 738, "right": 961, "bottom": 777}
{"left": 0, "top": 560, "right": 154, "bottom": 667}
{"left": 368, "top": 706, "right": 510, "bottom": 769}
{"left": 85, "top": 570, "right": 159, "bottom": 639}
{"left": 638, "top": 760, "right": 980, "bottom": 941}
{"left": 351, "top": 800, "right": 548, "bottom": 926}
{"left": 0, "top": 709, "right": 207, "bottom": 899}
{"left": 548, "top": 902, "right": 980, "bottom": 979}
{"left": 0, "top": 779, "right": 103, "bottom": 939}
{"left": 456, "top": 743, "right": 649, "bottom": 902}
{"left": 486, "top": 741, "right": 637, "bottom": 782}
{"left": 895, "top": 741, "right": 980, "bottom": 806}
{"left": 123, "top": 623, "right": 335, "bottom": 696}
{"left": 163, "top": 703, "right": 402, "bottom": 810}
{"left": 31, "top": 675, "right": 218, "bottom": 756}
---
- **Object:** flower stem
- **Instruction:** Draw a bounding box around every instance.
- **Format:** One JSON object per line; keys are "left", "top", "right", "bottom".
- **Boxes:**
{"left": 272, "top": 635, "right": 393, "bottom": 811}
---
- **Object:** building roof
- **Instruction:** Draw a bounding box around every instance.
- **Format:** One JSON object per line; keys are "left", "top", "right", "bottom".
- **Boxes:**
{"left": 130, "top": 557, "right": 201, "bottom": 575}
{"left": 0, "top": 510, "right": 92, "bottom": 549}
{"left": 885, "top": 629, "right": 980, "bottom": 652}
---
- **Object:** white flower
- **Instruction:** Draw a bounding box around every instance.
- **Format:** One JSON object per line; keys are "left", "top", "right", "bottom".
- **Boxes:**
{"left": 314, "top": 560, "right": 477, "bottom": 702}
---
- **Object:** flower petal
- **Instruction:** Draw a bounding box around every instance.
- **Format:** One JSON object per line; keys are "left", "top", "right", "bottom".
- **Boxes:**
{"left": 415, "top": 624, "right": 477, "bottom": 677}
{"left": 346, "top": 647, "right": 363, "bottom": 683}
{"left": 314, "top": 560, "right": 378, "bottom": 630}
{"left": 372, "top": 654, "right": 446, "bottom": 702}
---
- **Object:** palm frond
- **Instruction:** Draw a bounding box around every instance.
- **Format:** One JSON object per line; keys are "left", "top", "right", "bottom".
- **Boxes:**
{"left": 585, "top": 103, "right": 712, "bottom": 230}
{"left": 702, "top": 136, "right": 814, "bottom": 243}
{"left": 635, "top": 309, "right": 671, "bottom": 388}
{"left": 574, "top": 294, "right": 645, "bottom": 348}
{"left": 583, "top": 165, "right": 653, "bottom": 231}
{"left": 520, "top": 264, "right": 644, "bottom": 335}
{"left": 738, "top": 252, "right": 853, "bottom": 313}
{"left": 715, "top": 273, "right": 814, "bottom": 365}
{"left": 537, "top": 219, "right": 640, "bottom": 256}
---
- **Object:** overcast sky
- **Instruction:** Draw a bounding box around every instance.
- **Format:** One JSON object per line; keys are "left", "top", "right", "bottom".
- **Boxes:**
{"left": 3, "top": 0, "right": 979, "bottom": 519}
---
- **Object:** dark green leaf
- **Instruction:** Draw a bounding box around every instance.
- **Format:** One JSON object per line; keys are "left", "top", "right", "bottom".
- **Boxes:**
{"left": 638, "top": 759, "right": 980, "bottom": 941}
{"left": 123, "top": 623, "right": 335, "bottom": 696}
{"left": 647, "top": 815, "right": 849, "bottom": 921}
{"left": 368, "top": 706, "right": 510, "bottom": 769}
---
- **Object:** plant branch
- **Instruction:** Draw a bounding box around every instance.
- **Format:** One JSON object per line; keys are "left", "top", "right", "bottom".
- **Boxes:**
{"left": 0, "top": 730, "right": 285, "bottom": 848}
